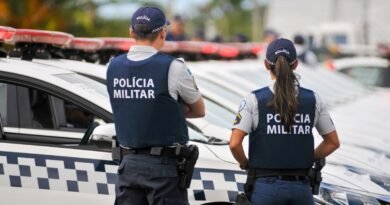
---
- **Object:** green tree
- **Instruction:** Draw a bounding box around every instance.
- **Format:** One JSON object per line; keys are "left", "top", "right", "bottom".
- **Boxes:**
{"left": 195, "top": 0, "right": 266, "bottom": 41}
{"left": 0, "top": 0, "right": 132, "bottom": 37}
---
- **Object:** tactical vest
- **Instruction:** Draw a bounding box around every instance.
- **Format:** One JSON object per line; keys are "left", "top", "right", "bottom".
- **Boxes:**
{"left": 106, "top": 53, "right": 188, "bottom": 148}
{"left": 248, "top": 86, "right": 316, "bottom": 169}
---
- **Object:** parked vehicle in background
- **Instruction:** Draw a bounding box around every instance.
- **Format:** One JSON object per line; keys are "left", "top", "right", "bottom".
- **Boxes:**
{"left": 325, "top": 56, "right": 390, "bottom": 88}
{"left": 265, "top": 0, "right": 390, "bottom": 58}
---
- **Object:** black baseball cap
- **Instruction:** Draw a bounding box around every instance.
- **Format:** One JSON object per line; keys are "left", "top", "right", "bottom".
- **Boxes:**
{"left": 266, "top": 38, "right": 297, "bottom": 65}
{"left": 131, "top": 7, "right": 170, "bottom": 35}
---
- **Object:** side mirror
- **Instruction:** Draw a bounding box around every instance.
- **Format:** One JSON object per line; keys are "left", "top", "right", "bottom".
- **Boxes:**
{"left": 90, "top": 123, "right": 116, "bottom": 148}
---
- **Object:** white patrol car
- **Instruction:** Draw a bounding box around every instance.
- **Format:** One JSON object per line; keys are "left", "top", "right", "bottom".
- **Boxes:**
{"left": 0, "top": 28, "right": 252, "bottom": 205}
{"left": 0, "top": 28, "right": 247, "bottom": 204}
{"left": 0, "top": 53, "right": 244, "bottom": 205}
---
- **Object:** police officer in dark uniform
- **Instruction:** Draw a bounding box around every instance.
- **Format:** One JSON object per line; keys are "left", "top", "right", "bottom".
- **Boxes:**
{"left": 229, "top": 38, "right": 340, "bottom": 205}
{"left": 106, "top": 7, "right": 205, "bottom": 205}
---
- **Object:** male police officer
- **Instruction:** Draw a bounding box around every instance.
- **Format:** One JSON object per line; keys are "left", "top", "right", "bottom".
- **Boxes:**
{"left": 106, "top": 7, "right": 205, "bottom": 205}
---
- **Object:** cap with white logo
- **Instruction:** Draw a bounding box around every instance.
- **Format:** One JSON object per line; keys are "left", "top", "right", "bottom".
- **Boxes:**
{"left": 131, "top": 7, "right": 170, "bottom": 35}
{"left": 266, "top": 38, "right": 297, "bottom": 65}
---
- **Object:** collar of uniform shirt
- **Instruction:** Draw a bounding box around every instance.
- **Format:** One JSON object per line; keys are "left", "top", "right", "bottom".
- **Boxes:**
{"left": 127, "top": 45, "right": 158, "bottom": 61}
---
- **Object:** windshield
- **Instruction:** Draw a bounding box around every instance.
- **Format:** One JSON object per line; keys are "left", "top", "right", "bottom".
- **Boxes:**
{"left": 55, "top": 73, "right": 109, "bottom": 98}
{"left": 204, "top": 98, "right": 235, "bottom": 129}
{"left": 231, "top": 70, "right": 270, "bottom": 88}
{"left": 196, "top": 77, "right": 243, "bottom": 105}
{"left": 208, "top": 71, "right": 253, "bottom": 92}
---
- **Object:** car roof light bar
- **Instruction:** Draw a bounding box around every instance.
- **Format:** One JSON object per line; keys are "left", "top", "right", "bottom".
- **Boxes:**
{"left": 201, "top": 43, "right": 219, "bottom": 55}
{"left": 249, "top": 43, "right": 265, "bottom": 56}
{"left": 218, "top": 45, "right": 239, "bottom": 58}
{"left": 0, "top": 26, "right": 16, "bottom": 41}
{"left": 0, "top": 26, "right": 16, "bottom": 57}
{"left": 161, "top": 41, "right": 178, "bottom": 53}
{"left": 69, "top": 37, "right": 104, "bottom": 51}
{"left": 10, "top": 29, "right": 73, "bottom": 46}
{"left": 177, "top": 41, "right": 219, "bottom": 55}
{"left": 99, "top": 37, "right": 135, "bottom": 51}
{"left": 225, "top": 42, "right": 264, "bottom": 57}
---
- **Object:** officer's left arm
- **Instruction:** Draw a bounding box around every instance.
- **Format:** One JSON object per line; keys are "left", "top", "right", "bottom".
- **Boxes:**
{"left": 184, "top": 97, "right": 205, "bottom": 118}
{"left": 229, "top": 128, "right": 248, "bottom": 169}
{"left": 229, "top": 95, "right": 255, "bottom": 169}
{"left": 314, "top": 130, "right": 340, "bottom": 159}
{"left": 313, "top": 93, "right": 340, "bottom": 159}
{"left": 169, "top": 59, "right": 205, "bottom": 118}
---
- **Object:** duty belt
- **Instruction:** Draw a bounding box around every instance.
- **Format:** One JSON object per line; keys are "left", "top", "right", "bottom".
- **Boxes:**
{"left": 268, "top": 175, "right": 308, "bottom": 181}
{"left": 248, "top": 168, "right": 310, "bottom": 178}
{"left": 120, "top": 146, "right": 177, "bottom": 158}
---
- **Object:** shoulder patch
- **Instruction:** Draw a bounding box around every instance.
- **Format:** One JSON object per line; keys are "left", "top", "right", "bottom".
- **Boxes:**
{"left": 185, "top": 68, "right": 199, "bottom": 90}
{"left": 238, "top": 100, "right": 246, "bottom": 112}
{"left": 234, "top": 113, "right": 242, "bottom": 125}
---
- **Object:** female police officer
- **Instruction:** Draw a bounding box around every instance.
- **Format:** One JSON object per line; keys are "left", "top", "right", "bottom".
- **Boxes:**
{"left": 229, "top": 38, "right": 340, "bottom": 205}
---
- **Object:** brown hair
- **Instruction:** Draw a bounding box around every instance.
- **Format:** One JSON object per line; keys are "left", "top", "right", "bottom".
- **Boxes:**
{"left": 132, "top": 24, "right": 160, "bottom": 42}
{"left": 268, "top": 56, "right": 299, "bottom": 129}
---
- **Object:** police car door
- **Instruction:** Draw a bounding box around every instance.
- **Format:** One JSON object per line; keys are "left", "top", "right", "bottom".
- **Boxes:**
{"left": 2, "top": 82, "right": 101, "bottom": 145}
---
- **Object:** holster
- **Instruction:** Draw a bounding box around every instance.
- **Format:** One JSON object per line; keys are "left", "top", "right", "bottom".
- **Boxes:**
{"left": 309, "top": 158, "right": 326, "bottom": 195}
{"left": 111, "top": 136, "right": 121, "bottom": 163}
{"left": 233, "top": 193, "right": 252, "bottom": 205}
{"left": 175, "top": 144, "right": 199, "bottom": 189}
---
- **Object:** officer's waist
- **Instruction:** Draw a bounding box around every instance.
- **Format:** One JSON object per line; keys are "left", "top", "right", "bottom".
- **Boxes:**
{"left": 120, "top": 146, "right": 177, "bottom": 158}
{"left": 248, "top": 168, "right": 310, "bottom": 177}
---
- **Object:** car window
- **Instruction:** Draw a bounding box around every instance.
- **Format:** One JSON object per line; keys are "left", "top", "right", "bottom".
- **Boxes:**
{"left": 0, "top": 83, "right": 7, "bottom": 126}
{"left": 196, "top": 77, "right": 243, "bottom": 105}
{"left": 14, "top": 84, "right": 96, "bottom": 131}
{"left": 51, "top": 96, "right": 95, "bottom": 130}
{"left": 54, "top": 73, "right": 109, "bottom": 98}
{"left": 63, "top": 101, "right": 95, "bottom": 129}
{"left": 204, "top": 98, "right": 235, "bottom": 129}
{"left": 0, "top": 83, "right": 19, "bottom": 127}
{"left": 27, "top": 88, "right": 54, "bottom": 129}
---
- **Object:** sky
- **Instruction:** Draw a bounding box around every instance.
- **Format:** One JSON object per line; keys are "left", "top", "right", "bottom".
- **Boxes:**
{"left": 97, "top": 0, "right": 211, "bottom": 19}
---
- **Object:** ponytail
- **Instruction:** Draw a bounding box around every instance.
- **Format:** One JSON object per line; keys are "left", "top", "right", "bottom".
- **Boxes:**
{"left": 268, "top": 56, "right": 299, "bottom": 129}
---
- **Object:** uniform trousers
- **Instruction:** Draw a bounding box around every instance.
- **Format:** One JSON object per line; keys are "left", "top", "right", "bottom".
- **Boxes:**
{"left": 250, "top": 177, "right": 314, "bottom": 205}
{"left": 115, "top": 154, "right": 189, "bottom": 205}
